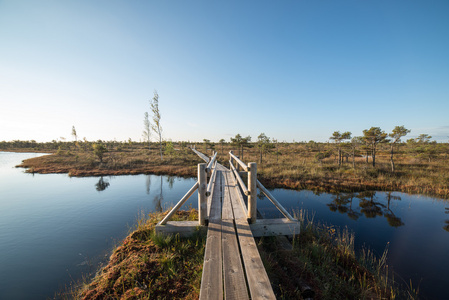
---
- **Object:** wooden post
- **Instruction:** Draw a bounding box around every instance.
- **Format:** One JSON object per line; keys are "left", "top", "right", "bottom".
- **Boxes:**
{"left": 198, "top": 163, "right": 207, "bottom": 225}
{"left": 248, "top": 162, "right": 257, "bottom": 223}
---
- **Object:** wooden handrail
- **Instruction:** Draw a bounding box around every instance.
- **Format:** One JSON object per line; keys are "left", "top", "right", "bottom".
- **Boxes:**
{"left": 158, "top": 181, "right": 199, "bottom": 225}
{"left": 192, "top": 148, "right": 209, "bottom": 163}
{"left": 229, "top": 160, "right": 249, "bottom": 196}
{"left": 206, "top": 160, "right": 217, "bottom": 196}
{"left": 256, "top": 180, "right": 295, "bottom": 221}
{"left": 206, "top": 151, "right": 217, "bottom": 173}
{"left": 229, "top": 151, "right": 248, "bottom": 171}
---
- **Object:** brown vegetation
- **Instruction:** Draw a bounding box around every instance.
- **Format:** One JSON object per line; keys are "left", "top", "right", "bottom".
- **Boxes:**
{"left": 3, "top": 139, "right": 449, "bottom": 199}
{"left": 14, "top": 145, "right": 202, "bottom": 178}
{"left": 75, "top": 209, "right": 204, "bottom": 300}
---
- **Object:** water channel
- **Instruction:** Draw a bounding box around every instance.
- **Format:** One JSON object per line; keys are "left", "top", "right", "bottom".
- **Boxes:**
{"left": 0, "top": 152, "right": 448, "bottom": 299}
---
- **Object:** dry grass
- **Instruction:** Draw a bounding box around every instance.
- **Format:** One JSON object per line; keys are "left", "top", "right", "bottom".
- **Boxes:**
{"left": 217, "top": 143, "right": 449, "bottom": 199}
{"left": 16, "top": 145, "right": 203, "bottom": 178}
{"left": 8, "top": 140, "right": 449, "bottom": 199}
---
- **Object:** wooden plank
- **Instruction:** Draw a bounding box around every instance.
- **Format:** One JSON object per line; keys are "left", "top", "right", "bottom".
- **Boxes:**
{"left": 225, "top": 170, "right": 247, "bottom": 220}
{"left": 222, "top": 219, "right": 249, "bottom": 300}
{"left": 199, "top": 220, "right": 223, "bottom": 300}
{"left": 249, "top": 218, "right": 301, "bottom": 237}
{"left": 200, "top": 171, "right": 223, "bottom": 300}
{"left": 235, "top": 219, "right": 276, "bottom": 300}
{"left": 222, "top": 170, "right": 234, "bottom": 220}
{"left": 227, "top": 170, "right": 248, "bottom": 218}
{"left": 155, "top": 221, "right": 206, "bottom": 237}
{"left": 208, "top": 171, "right": 222, "bottom": 222}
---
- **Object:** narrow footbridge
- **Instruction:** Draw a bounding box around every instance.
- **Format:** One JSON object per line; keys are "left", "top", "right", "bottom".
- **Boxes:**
{"left": 156, "top": 149, "right": 300, "bottom": 299}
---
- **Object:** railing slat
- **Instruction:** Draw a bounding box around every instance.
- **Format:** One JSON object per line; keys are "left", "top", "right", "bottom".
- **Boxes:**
{"left": 229, "top": 151, "right": 248, "bottom": 171}
{"left": 229, "top": 160, "right": 248, "bottom": 196}
{"left": 158, "top": 182, "right": 199, "bottom": 225}
{"left": 256, "top": 180, "right": 295, "bottom": 221}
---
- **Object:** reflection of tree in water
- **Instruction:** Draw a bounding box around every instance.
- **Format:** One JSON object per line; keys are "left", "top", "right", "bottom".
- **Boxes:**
{"left": 95, "top": 176, "right": 110, "bottom": 191}
{"left": 443, "top": 221, "right": 449, "bottom": 232}
{"left": 327, "top": 193, "right": 350, "bottom": 214}
{"left": 384, "top": 192, "right": 404, "bottom": 227}
{"left": 444, "top": 208, "right": 449, "bottom": 232}
{"left": 146, "top": 175, "right": 151, "bottom": 195}
{"left": 327, "top": 193, "right": 361, "bottom": 220}
{"left": 357, "top": 191, "right": 384, "bottom": 218}
{"left": 347, "top": 194, "right": 362, "bottom": 221}
{"left": 326, "top": 191, "right": 404, "bottom": 227}
{"left": 153, "top": 176, "right": 164, "bottom": 212}
{"left": 167, "top": 176, "right": 175, "bottom": 189}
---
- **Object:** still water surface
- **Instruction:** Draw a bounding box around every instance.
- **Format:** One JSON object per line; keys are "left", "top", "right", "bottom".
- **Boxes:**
{"left": 1, "top": 152, "right": 448, "bottom": 299}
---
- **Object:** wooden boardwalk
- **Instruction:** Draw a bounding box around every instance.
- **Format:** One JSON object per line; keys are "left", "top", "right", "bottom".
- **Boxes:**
{"left": 156, "top": 149, "right": 300, "bottom": 300}
{"left": 200, "top": 164, "right": 275, "bottom": 299}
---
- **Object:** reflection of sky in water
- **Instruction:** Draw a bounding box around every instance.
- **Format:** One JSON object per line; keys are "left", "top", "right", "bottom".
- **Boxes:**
{"left": 257, "top": 188, "right": 449, "bottom": 299}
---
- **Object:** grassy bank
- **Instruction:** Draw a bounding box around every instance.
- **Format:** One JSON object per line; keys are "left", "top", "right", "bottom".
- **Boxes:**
{"left": 71, "top": 209, "right": 205, "bottom": 300}
{"left": 69, "top": 209, "right": 409, "bottom": 300}
{"left": 14, "top": 146, "right": 202, "bottom": 178}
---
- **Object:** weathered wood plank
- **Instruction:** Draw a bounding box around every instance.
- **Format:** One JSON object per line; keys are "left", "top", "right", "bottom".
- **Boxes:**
{"left": 200, "top": 171, "right": 223, "bottom": 300}
{"left": 222, "top": 170, "right": 234, "bottom": 220}
{"left": 249, "top": 218, "right": 301, "bottom": 237}
{"left": 155, "top": 221, "right": 206, "bottom": 237}
{"left": 222, "top": 219, "right": 249, "bottom": 300}
{"left": 235, "top": 218, "right": 276, "bottom": 300}
{"left": 199, "top": 220, "right": 223, "bottom": 300}
{"left": 208, "top": 171, "right": 222, "bottom": 222}
{"left": 225, "top": 170, "right": 247, "bottom": 220}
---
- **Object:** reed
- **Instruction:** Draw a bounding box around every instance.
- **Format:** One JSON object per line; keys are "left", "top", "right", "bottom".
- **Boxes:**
{"left": 256, "top": 209, "right": 417, "bottom": 299}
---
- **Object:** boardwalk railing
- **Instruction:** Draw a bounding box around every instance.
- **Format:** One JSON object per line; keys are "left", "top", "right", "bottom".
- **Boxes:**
{"left": 229, "top": 150, "right": 295, "bottom": 223}
{"left": 157, "top": 148, "right": 299, "bottom": 237}
{"left": 156, "top": 149, "right": 218, "bottom": 235}
{"left": 156, "top": 149, "right": 301, "bottom": 299}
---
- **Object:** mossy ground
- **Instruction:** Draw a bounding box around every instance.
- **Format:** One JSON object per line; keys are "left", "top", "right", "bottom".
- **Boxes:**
{"left": 74, "top": 209, "right": 205, "bottom": 300}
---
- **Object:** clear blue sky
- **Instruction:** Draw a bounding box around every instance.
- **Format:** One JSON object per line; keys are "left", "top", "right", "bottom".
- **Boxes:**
{"left": 1, "top": 0, "right": 448, "bottom": 143}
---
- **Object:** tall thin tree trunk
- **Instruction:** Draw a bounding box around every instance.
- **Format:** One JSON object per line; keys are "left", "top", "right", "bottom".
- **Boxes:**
{"left": 159, "top": 139, "right": 162, "bottom": 160}
{"left": 390, "top": 144, "right": 395, "bottom": 172}
{"left": 372, "top": 147, "right": 376, "bottom": 167}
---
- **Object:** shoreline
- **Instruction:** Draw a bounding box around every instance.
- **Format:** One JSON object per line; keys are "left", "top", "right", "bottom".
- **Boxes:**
{"left": 4, "top": 148, "right": 448, "bottom": 199}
